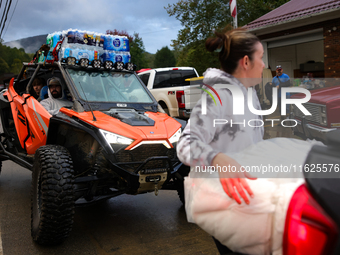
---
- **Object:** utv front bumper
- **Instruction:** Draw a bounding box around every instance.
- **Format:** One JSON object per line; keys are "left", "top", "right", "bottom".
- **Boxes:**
{"left": 73, "top": 147, "right": 184, "bottom": 206}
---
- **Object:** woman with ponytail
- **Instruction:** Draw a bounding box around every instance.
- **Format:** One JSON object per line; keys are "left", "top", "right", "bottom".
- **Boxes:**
{"left": 177, "top": 28, "right": 265, "bottom": 254}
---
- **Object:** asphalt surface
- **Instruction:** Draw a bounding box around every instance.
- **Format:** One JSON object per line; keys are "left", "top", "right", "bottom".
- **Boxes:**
{"left": 0, "top": 107, "right": 299, "bottom": 255}
{"left": 0, "top": 161, "right": 217, "bottom": 255}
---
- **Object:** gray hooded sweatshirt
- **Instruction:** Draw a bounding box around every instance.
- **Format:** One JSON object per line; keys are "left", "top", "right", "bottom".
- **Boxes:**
{"left": 40, "top": 84, "right": 73, "bottom": 115}
{"left": 177, "top": 68, "right": 264, "bottom": 167}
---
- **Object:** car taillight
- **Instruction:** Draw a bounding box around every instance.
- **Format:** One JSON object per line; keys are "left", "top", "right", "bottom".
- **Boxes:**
{"left": 176, "top": 90, "right": 185, "bottom": 109}
{"left": 283, "top": 184, "right": 338, "bottom": 255}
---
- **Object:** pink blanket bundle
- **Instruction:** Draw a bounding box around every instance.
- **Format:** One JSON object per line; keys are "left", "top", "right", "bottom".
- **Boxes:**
{"left": 185, "top": 138, "right": 322, "bottom": 255}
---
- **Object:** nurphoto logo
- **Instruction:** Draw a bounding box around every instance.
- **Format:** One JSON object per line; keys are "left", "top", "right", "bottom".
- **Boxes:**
{"left": 200, "top": 84, "right": 312, "bottom": 128}
{"left": 198, "top": 84, "right": 223, "bottom": 107}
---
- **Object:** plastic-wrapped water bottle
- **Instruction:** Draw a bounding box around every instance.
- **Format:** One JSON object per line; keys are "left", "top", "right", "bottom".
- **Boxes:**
{"left": 94, "top": 34, "right": 100, "bottom": 47}
{"left": 115, "top": 52, "right": 123, "bottom": 63}
{"left": 46, "top": 51, "right": 54, "bottom": 61}
{"left": 118, "top": 52, "right": 131, "bottom": 64}
{"left": 125, "top": 52, "right": 131, "bottom": 63}
{"left": 77, "top": 49, "right": 89, "bottom": 60}
{"left": 84, "top": 32, "right": 95, "bottom": 46}
{"left": 59, "top": 47, "right": 66, "bottom": 60}
{"left": 113, "top": 36, "right": 122, "bottom": 50}
{"left": 99, "top": 34, "right": 105, "bottom": 48}
{"left": 61, "top": 47, "right": 71, "bottom": 59}
{"left": 59, "top": 46, "right": 79, "bottom": 60}
{"left": 94, "top": 50, "right": 99, "bottom": 60}
{"left": 101, "top": 50, "right": 115, "bottom": 62}
{"left": 104, "top": 35, "right": 127, "bottom": 51}
{"left": 103, "top": 35, "right": 113, "bottom": 50}
{"left": 67, "top": 30, "right": 76, "bottom": 44}
{"left": 38, "top": 52, "right": 45, "bottom": 63}
{"left": 86, "top": 49, "right": 95, "bottom": 61}
{"left": 89, "top": 33, "right": 96, "bottom": 46}
{"left": 46, "top": 34, "right": 53, "bottom": 49}
{"left": 75, "top": 30, "right": 85, "bottom": 45}
{"left": 52, "top": 32, "right": 62, "bottom": 50}
{"left": 122, "top": 36, "right": 130, "bottom": 51}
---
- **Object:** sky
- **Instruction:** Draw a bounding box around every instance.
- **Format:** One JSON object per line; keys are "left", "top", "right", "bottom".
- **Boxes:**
{"left": 1, "top": 0, "right": 182, "bottom": 54}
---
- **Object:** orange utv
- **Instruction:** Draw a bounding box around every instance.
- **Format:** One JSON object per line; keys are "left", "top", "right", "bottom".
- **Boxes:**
{"left": 0, "top": 62, "right": 189, "bottom": 245}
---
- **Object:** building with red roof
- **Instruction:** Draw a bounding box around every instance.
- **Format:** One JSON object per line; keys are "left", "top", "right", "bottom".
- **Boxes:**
{"left": 246, "top": 0, "right": 340, "bottom": 79}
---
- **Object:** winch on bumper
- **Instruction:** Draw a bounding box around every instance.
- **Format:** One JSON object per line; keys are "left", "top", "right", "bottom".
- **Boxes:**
{"left": 74, "top": 136, "right": 184, "bottom": 200}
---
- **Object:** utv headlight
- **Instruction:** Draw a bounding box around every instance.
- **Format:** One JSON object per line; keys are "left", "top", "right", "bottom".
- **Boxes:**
{"left": 100, "top": 129, "right": 134, "bottom": 152}
{"left": 169, "top": 128, "right": 182, "bottom": 144}
{"left": 67, "top": 57, "right": 76, "bottom": 66}
{"left": 92, "top": 59, "right": 102, "bottom": 69}
{"left": 114, "top": 61, "right": 124, "bottom": 70}
{"left": 104, "top": 61, "right": 113, "bottom": 70}
{"left": 79, "top": 58, "right": 89, "bottom": 68}
{"left": 125, "top": 62, "right": 136, "bottom": 71}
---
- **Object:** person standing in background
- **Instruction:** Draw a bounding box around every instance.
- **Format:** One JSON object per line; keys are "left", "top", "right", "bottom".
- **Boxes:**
{"left": 272, "top": 65, "right": 291, "bottom": 123}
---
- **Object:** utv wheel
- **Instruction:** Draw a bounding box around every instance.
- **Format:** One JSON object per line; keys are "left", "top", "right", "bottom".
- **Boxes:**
{"left": 177, "top": 181, "right": 185, "bottom": 205}
{"left": 31, "top": 145, "right": 75, "bottom": 245}
{"left": 175, "top": 165, "right": 190, "bottom": 205}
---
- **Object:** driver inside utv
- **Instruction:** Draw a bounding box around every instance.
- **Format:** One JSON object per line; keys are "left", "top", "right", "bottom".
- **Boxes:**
{"left": 40, "top": 77, "right": 73, "bottom": 115}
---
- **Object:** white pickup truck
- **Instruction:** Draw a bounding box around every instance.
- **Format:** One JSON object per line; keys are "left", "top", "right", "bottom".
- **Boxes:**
{"left": 137, "top": 67, "right": 201, "bottom": 119}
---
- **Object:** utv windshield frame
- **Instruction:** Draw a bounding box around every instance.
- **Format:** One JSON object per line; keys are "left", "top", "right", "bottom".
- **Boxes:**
{"left": 62, "top": 64, "right": 159, "bottom": 113}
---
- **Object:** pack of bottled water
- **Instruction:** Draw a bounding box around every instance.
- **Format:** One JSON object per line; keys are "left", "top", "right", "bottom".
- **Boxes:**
{"left": 41, "top": 28, "right": 131, "bottom": 65}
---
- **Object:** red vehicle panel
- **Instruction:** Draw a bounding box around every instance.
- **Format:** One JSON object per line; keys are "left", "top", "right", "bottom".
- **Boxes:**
{"left": 23, "top": 96, "right": 50, "bottom": 154}
{"left": 290, "top": 85, "right": 340, "bottom": 143}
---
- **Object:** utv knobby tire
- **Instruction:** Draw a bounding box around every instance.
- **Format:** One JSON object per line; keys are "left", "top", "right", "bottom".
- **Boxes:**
{"left": 176, "top": 165, "right": 190, "bottom": 205}
{"left": 177, "top": 181, "right": 185, "bottom": 205}
{"left": 31, "top": 145, "right": 75, "bottom": 245}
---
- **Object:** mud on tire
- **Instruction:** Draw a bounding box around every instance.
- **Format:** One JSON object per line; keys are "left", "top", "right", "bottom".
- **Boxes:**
{"left": 31, "top": 145, "right": 75, "bottom": 245}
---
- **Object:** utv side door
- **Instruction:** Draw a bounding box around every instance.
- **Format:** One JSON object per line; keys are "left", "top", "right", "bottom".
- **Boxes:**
{"left": 5, "top": 65, "right": 51, "bottom": 155}
{"left": 23, "top": 94, "right": 51, "bottom": 154}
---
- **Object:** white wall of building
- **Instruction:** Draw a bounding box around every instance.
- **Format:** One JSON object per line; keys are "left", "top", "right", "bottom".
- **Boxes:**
{"left": 267, "top": 40, "right": 324, "bottom": 78}
{"left": 296, "top": 40, "right": 324, "bottom": 64}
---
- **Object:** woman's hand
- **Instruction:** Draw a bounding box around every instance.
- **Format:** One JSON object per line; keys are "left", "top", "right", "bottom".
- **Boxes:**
{"left": 212, "top": 153, "right": 257, "bottom": 205}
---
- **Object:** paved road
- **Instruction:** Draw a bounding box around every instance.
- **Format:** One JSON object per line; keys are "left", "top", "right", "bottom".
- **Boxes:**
{"left": 0, "top": 161, "right": 217, "bottom": 255}
{"left": 0, "top": 107, "right": 300, "bottom": 255}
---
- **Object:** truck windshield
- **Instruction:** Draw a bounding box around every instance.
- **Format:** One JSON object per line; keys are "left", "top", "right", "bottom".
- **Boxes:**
{"left": 66, "top": 69, "right": 153, "bottom": 103}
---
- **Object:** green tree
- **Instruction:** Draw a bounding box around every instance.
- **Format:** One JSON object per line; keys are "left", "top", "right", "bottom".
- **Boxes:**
{"left": 165, "top": 0, "right": 290, "bottom": 74}
{"left": 106, "top": 29, "right": 149, "bottom": 70}
{"left": 144, "top": 52, "right": 155, "bottom": 69}
{"left": 0, "top": 57, "right": 10, "bottom": 76}
{"left": 10, "top": 58, "right": 22, "bottom": 74}
{"left": 237, "top": 0, "right": 291, "bottom": 26}
{"left": 154, "top": 46, "right": 176, "bottom": 68}
{"left": 130, "top": 33, "right": 148, "bottom": 70}
{"left": 0, "top": 41, "right": 32, "bottom": 76}
{"left": 176, "top": 43, "right": 220, "bottom": 75}
{"left": 165, "top": 0, "right": 230, "bottom": 49}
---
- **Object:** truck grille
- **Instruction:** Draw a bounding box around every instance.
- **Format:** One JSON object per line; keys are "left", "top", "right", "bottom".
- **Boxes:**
{"left": 293, "top": 103, "right": 322, "bottom": 124}
{"left": 114, "top": 144, "right": 176, "bottom": 173}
